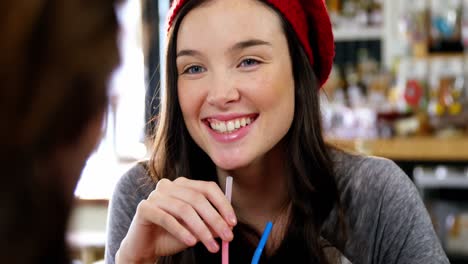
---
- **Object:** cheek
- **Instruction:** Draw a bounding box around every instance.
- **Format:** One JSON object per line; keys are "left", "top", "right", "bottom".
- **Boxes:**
{"left": 178, "top": 81, "right": 202, "bottom": 119}
{"left": 251, "top": 72, "right": 295, "bottom": 111}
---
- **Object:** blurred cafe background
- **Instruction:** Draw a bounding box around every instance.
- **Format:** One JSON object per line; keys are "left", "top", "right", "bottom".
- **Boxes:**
{"left": 68, "top": 0, "right": 468, "bottom": 263}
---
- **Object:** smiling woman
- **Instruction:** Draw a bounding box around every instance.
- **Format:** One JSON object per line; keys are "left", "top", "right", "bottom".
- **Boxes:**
{"left": 105, "top": 0, "right": 450, "bottom": 263}
{"left": 176, "top": 1, "right": 295, "bottom": 170}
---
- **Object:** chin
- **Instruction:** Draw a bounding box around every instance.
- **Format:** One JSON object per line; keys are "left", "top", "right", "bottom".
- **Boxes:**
{"left": 211, "top": 155, "right": 251, "bottom": 171}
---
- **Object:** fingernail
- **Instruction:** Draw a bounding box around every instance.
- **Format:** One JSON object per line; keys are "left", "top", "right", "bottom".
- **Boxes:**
{"left": 229, "top": 213, "right": 237, "bottom": 225}
{"left": 223, "top": 228, "right": 233, "bottom": 240}
{"left": 208, "top": 240, "right": 219, "bottom": 252}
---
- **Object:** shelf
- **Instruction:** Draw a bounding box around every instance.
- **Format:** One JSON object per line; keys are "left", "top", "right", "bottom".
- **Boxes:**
{"left": 414, "top": 175, "right": 468, "bottom": 189}
{"left": 413, "top": 166, "right": 468, "bottom": 189}
{"left": 326, "top": 137, "right": 468, "bottom": 161}
{"left": 333, "top": 26, "right": 382, "bottom": 41}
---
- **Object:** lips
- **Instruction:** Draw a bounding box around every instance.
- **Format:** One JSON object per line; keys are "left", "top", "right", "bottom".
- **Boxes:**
{"left": 202, "top": 114, "right": 258, "bottom": 142}
{"left": 208, "top": 116, "right": 253, "bottom": 133}
{"left": 204, "top": 114, "right": 258, "bottom": 132}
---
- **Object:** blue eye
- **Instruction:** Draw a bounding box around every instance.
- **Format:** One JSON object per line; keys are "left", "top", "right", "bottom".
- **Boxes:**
{"left": 239, "top": 58, "right": 260, "bottom": 68}
{"left": 184, "top": 65, "right": 205, "bottom": 75}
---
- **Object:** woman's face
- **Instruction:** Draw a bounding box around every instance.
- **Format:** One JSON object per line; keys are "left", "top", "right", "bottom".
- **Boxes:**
{"left": 176, "top": 0, "right": 295, "bottom": 170}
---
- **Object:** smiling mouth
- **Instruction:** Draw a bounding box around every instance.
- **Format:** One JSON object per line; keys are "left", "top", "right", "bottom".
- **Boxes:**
{"left": 204, "top": 115, "right": 258, "bottom": 134}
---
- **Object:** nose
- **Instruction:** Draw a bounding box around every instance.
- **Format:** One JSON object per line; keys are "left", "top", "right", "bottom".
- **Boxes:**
{"left": 206, "top": 72, "right": 240, "bottom": 108}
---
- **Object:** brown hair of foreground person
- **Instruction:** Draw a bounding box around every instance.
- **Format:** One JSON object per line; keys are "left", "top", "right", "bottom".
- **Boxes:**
{"left": 0, "top": 1, "right": 121, "bottom": 263}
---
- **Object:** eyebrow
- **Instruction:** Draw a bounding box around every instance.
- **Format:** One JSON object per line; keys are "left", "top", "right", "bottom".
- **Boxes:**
{"left": 176, "top": 39, "right": 272, "bottom": 58}
{"left": 176, "top": 49, "right": 202, "bottom": 58}
{"left": 228, "top": 39, "right": 272, "bottom": 54}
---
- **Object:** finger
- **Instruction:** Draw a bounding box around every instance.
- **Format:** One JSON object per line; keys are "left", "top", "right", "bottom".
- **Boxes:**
{"left": 137, "top": 200, "right": 197, "bottom": 247}
{"left": 163, "top": 182, "right": 234, "bottom": 242}
{"left": 174, "top": 177, "right": 237, "bottom": 226}
{"left": 153, "top": 192, "right": 220, "bottom": 253}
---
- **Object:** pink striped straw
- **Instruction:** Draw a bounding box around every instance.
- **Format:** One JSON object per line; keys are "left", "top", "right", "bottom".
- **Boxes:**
{"left": 222, "top": 176, "right": 233, "bottom": 264}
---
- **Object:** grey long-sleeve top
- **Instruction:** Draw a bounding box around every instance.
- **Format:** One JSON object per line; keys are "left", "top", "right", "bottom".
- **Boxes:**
{"left": 104, "top": 151, "right": 450, "bottom": 263}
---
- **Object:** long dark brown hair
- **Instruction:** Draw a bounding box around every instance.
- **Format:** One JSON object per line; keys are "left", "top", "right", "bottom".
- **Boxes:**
{"left": 149, "top": 0, "right": 345, "bottom": 263}
{"left": 0, "top": 1, "right": 120, "bottom": 263}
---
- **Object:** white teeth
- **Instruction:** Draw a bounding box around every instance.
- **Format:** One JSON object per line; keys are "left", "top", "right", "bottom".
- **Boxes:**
{"left": 219, "top": 122, "right": 227, "bottom": 133}
{"left": 209, "top": 117, "right": 254, "bottom": 133}
{"left": 227, "top": 121, "right": 235, "bottom": 132}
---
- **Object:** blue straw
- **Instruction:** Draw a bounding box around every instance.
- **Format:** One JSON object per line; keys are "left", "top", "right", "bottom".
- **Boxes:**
{"left": 251, "top": 221, "right": 273, "bottom": 264}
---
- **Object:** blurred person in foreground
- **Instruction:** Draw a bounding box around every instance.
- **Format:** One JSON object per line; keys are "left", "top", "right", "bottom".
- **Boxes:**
{"left": 0, "top": 1, "right": 121, "bottom": 263}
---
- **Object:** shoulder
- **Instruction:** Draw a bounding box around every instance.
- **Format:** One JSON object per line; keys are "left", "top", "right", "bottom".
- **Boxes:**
{"left": 332, "top": 149, "right": 402, "bottom": 178}
{"left": 116, "top": 161, "right": 154, "bottom": 189}
{"left": 325, "top": 150, "right": 450, "bottom": 263}
{"left": 111, "top": 160, "right": 155, "bottom": 207}
{"left": 107, "top": 161, "right": 155, "bottom": 231}
{"left": 331, "top": 150, "right": 413, "bottom": 199}
{"left": 105, "top": 162, "right": 155, "bottom": 264}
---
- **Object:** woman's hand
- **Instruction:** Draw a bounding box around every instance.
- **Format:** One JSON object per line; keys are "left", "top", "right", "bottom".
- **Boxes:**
{"left": 116, "top": 177, "right": 237, "bottom": 263}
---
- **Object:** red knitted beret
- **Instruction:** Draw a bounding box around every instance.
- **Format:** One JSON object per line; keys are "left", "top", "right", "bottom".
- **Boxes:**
{"left": 167, "top": 0, "right": 335, "bottom": 88}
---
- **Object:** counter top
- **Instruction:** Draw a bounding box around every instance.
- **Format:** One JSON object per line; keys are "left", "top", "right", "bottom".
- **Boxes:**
{"left": 326, "top": 137, "right": 468, "bottom": 161}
